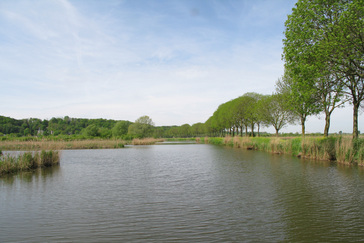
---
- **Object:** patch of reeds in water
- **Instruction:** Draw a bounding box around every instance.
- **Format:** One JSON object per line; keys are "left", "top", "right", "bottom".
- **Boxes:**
{"left": 131, "top": 138, "right": 164, "bottom": 145}
{"left": 0, "top": 150, "right": 60, "bottom": 176}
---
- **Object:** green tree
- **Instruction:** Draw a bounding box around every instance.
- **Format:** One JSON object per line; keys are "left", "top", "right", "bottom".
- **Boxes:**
{"left": 276, "top": 74, "right": 321, "bottom": 136}
{"left": 112, "top": 121, "right": 131, "bottom": 137}
{"left": 83, "top": 124, "right": 100, "bottom": 137}
{"left": 191, "top": 123, "right": 206, "bottom": 137}
{"left": 241, "top": 93, "right": 260, "bottom": 137}
{"left": 179, "top": 124, "right": 191, "bottom": 137}
{"left": 283, "top": 0, "right": 363, "bottom": 138}
{"left": 261, "top": 93, "right": 297, "bottom": 136}
{"left": 128, "top": 116, "right": 155, "bottom": 138}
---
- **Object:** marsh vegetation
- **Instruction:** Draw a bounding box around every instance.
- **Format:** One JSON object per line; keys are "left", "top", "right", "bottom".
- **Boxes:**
{"left": 202, "top": 136, "right": 364, "bottom": 165}
{"left": 0, "top": 150, "right": 60, "bottom": 176}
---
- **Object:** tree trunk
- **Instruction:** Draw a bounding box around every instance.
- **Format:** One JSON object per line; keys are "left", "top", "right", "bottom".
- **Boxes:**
{"left": 251, "top": 122, "right": 254, "bottom": 137}
{"left": 301, "top": 116, "right": 306, "bottom": 137}
{"left": 275, "top": 128, "right": 279, "bottom": 137}
{"left": 257, "top": 123, "right": 260, "bottom": 137}
{"left": 245, "top": 127, "right": 248, "bottom": 137}
{"left": 353, "top": 103, "right": 359, "bottom": 139}
{"left": 323, "top": 110, "right": 331, "bottom": 137}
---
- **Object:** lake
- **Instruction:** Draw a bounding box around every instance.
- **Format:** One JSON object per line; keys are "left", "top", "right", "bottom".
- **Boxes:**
{"left": 1, "top": 143, "right": 364, "bottom": 242}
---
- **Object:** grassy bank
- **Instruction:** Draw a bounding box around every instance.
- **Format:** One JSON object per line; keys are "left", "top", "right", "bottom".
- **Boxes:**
{"left": 200, "top": 136, "right": 364, "bottom": 165}
{"left": 0, "top": 150, "right": 60, "bottom": 176}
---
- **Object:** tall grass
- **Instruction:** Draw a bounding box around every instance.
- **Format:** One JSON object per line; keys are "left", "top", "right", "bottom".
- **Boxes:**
{"left": 0, "top": 150, "right": 60, "bottom": 176}
{"left": 131, "top": 138, "right": 164, "bottom": 145}
{"left": 335, "top": 137, "right": 364, "bottom": 165}
{"left": 204, "top": 136, "right": 364, "bottom": 165}
{"left": 0, "top": 139, "right": 126, "bottom": 151}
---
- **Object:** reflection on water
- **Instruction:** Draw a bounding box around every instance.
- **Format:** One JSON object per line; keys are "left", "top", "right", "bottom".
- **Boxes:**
{"left": 1, "top": 165, "right": 61, "bottom": 185}
{"left": 1, "top": 145, "right": 364, "bottom": 242}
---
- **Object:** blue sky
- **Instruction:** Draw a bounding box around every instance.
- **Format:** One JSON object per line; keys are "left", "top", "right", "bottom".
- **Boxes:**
{"left": 0, "top": 0, "right": 362, "bottom": 133}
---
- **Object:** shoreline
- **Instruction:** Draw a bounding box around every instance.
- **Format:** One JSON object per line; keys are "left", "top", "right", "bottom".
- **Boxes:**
{"left": 0, "top": 136, "right": 362, "bottom": 166}
{"left": 200, "top": 136, "right": 364, "bottom": 166}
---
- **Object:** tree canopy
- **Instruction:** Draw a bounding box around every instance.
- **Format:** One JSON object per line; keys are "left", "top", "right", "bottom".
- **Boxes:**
{"left": 282, "top": 0, "right": 364, "bottom": 138}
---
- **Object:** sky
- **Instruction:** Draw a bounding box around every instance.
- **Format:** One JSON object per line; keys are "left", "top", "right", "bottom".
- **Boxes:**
{"left": 0, "top": 0, "right": 362, "bottom": 134}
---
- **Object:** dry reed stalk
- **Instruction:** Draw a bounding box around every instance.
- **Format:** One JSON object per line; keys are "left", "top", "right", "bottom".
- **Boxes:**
{"left": 0, "top": 150, "right": 60, "bottom": 176}
{"left": 233, "top": 136, "right": 242, "bottom": 148}
{"left": 223, "top": 136, "right": 232, "bottom": 145}
{"left": 270, "top": 138, "right": 283, "bottom": 154}
{"left": 131, "top": 138, "right": 164, "bottom": 145}
{"left": 241, "top": 137, "right": 252, "bottom": 148}
{"left": 335, "top": 137, "right": 354, "bottom": 163}
{"left": 0, "top": 139, "right": 126, "bottom": 150}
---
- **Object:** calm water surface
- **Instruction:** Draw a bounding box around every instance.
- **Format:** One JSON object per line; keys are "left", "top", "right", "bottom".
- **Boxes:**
{"left": 1, "top": 144, "right": 364, "bottom": 242}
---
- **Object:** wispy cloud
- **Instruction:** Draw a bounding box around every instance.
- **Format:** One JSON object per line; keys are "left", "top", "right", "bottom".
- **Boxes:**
{"left": 0, "top": 0, "right": 361, "bottom": 132}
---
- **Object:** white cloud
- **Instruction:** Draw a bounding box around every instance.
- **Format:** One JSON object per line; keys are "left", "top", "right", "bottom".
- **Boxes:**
{"left": 0, "top": 0, "right": 362, "bottom": 132}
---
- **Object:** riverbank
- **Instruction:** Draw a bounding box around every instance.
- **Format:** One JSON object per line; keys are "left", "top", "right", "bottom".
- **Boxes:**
{"left": 200, "top": 136, "right": 364, "bottom": 165}
{"left": 0, "top": 150, "right": 60, "bottom": 176}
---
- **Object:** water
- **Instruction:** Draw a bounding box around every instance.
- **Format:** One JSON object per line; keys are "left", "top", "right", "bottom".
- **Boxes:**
{"left": 1, "top": 144, "right": 364, "bottom": 242}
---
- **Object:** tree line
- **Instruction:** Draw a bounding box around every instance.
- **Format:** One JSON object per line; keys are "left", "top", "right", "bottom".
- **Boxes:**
{"left": 0, "top": 115, "right": 209, "bottom": 139}
{"left": 204, "top": 92, "right": 297, "bottom": 137}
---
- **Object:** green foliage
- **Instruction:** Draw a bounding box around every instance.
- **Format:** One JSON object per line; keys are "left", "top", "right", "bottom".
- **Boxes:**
{"left": 260, "top": 92, "right": 297, "bottom": 136}
{"left": 288, "top": 138, "right": 302, "bottom": 156}
{"left": 276, "top": 74, "right": 321, "bottom": 136}
{"left": 282, "top": 0, "right": 364, "bottom": 138}
{"left": 112, "top": 121, "right": 131, "bottom": 137}
{"left": 83, "top": 124, "right": 100, "bottom": 137}
{"left": 204, "top": 92, "right": 295, "bottom": 137}
{"left": 128, "top": 116, "right": 155, "bottom": 138}
{"left": 206, "top": 137, "right": 224, "bottom": 145}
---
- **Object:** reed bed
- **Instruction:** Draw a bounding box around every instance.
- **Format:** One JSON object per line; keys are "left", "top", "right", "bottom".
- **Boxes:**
{"left": 0, "top": 139, "right": 126, "bottom": 151}
{"left": 0, "top": 150, "right": 60, "bottom": 176}
{"left": 205, "top": 136, "right": 364, "bottom": 165}
{"left": 131, "top": 138, "right": 164, "bottom": 145}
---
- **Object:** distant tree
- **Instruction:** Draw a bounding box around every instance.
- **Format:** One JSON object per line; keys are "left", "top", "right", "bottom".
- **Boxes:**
{"left": 128, "top": 116, "right": 155, "bottom": 138}
{"left": 179, "top": 124, "right": 191, "bottom": 137}
{"left": 98, "top": 128, "right": 111, "bottom": 138}
{"left": 241, "top": 93, "right": 260, "bottom": 137}
{"left": 135, "top": 116, "right": 154, "bottom": 126}
{"left": 23, "top": 128, "right": 30, "bottom": 136}
{"left": 245, "top": 92, "right": 265, "bottom": 136}
{"left": 112, "top": 121, "right": 131, "bottom": 137}
{"left": 83, "top": 124, "right": 100, "bottom": 137}
{"left": 261, "top": 93, "right": 297, "bottom": 136}
{"left": 233, "top": 96, "right": 249, "bottom": 136}
{"left": 276, "top": 74, "right": 321, "bottom": 136}
{"left": 191, "top": 123, "right": 206, "bottom": 137}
